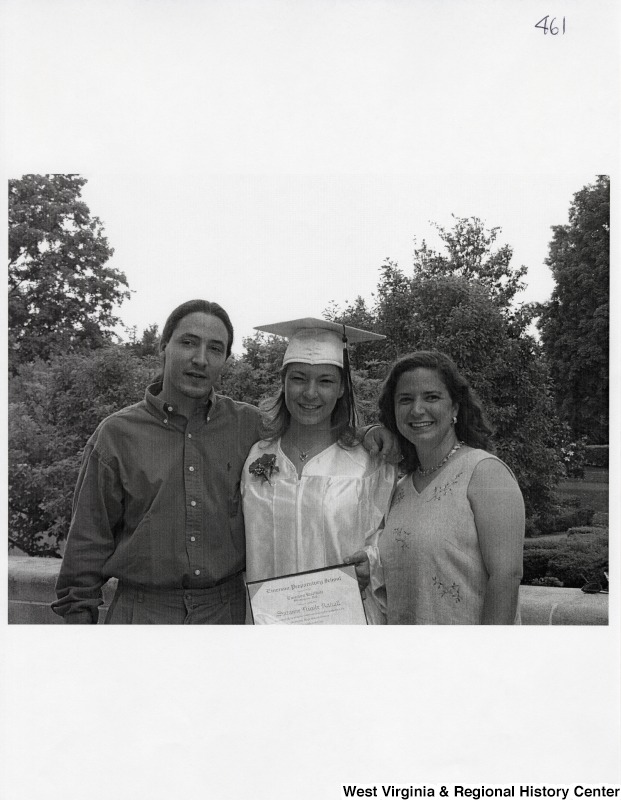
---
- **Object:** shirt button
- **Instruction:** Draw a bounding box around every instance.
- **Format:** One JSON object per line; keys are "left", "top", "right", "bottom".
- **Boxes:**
{"left": 167, "top": 405, "right": 173, "bottom": 412}
{"left": 194, "top": 569, "right": 201, "bottom": 576}
{"left": 187, "top": 433, "right": 192, "bottom": 439}
{"left": 190, "top": 536, "right": 196, "bottom": 542}
{"left": 207, "top": 416, "right": 210, "bottom": 422}
{"left": 190, "top": 500, "right": 197, "bottom": 507}
{"left": 163, "top": 418, "right": 168, "bottom": 424}
{"left": 188, "top": 466, "right": 195, "bottom": 472}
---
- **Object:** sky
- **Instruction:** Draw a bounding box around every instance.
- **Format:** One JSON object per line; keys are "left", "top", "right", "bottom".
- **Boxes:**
{"left": 1, "top": 1, "right": 620, "bottom": 798}
{"left": 76, "top": 171, "right": 599, "bottom": 353}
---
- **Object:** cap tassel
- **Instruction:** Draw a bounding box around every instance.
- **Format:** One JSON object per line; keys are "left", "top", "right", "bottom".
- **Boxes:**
{"left": 341, "top": 325, "right": 359, "bottom": 429}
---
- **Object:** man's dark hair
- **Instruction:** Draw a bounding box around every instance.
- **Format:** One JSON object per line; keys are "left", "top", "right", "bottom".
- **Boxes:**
{"left": 160, "top": 299, "right": 234, "bottom": 358}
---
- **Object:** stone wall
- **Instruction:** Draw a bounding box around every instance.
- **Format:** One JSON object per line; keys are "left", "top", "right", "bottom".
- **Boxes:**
{"left": 8, "top": 556, "right": 116, "bottom": 624}
{"left": 8, "top": 556, "right": 609, "bottom": 625}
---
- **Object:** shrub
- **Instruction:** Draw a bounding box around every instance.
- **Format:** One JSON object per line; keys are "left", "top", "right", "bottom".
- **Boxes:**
{"left": 352, "top": 371, "right": 384, "bottom": 426}
{"left": 9, "top": 347, "right": 157, "bottom": 555}
{"left": 559, "top": 436, "right": 588, "bottom": 478}
{"left": 547, "top": 537, "right": 608, "bottom": 588}
{"left": 537, "top": 504, "right": 594, "bottom": 534}
{"left": 530, "top": 577, "right": 563, "bottom": 587}
{"left": 522, "top": 530, "right": 608, "bottom": 587}
{"left": 567, "top": 526, "right": 607, "bottom": 537}
{"left": 585, "top": 445, "right": 609, "bottom": 468}
{"left": 522, "top": 543, "right": 560, "bottom": 583}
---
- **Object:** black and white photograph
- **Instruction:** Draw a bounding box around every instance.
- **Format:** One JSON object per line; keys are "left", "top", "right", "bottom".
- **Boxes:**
{"left": 2, "top": 1, "right": 619, "bottom": 798}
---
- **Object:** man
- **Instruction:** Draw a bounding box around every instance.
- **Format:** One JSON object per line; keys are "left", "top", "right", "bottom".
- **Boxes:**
{"left": 53, "top": 299, "right": 395, "bottom": 624}
{"left": 53, "top": 299, "right": 261, "bottom": 624}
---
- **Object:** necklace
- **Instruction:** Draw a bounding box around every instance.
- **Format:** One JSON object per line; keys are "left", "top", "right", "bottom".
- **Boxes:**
{"left": 283, "top": 428, "right": 336, "bottom": 464}
{"left": 416, "top": 441, "right": 464, "bottom": 477}
{"left": 291, "top": 442, "right": 326, "bottom": 462}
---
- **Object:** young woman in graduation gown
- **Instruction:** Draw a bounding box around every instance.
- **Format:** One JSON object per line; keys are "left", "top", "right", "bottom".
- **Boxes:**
{"left": 241, "top": 319, "right": 396, "bottom": 624}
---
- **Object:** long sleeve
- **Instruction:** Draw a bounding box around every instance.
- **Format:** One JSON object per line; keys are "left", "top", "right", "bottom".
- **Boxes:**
{"left": 52, "top": 442, "right": 123, "bottom": 623}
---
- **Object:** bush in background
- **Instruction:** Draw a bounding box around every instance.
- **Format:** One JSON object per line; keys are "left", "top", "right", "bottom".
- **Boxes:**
{"left": 9, "top": 347, "right": 157, "bottom": 555}
{"left": 529, "top": 577, "right": 563, "bottom": 588}
{"left": 8, "top": 340, "right": 386, "bottom": 556}
{"left": 522, "top": 529, "right": 608, "bottom": 588}
{"left": 585, "top": 445, "right": 609, "bottom": 468}
{"left": 547, "top": 531, "right": 608, "bottom": 588}
{"left": 559, "top": 436, "right": 587, "bottom": 478}
{"left": 536, "top": 503, "right": 594, "bottom": 535}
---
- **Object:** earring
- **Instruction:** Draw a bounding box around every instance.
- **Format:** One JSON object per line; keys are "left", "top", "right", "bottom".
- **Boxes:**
{"left": 452, "top": 416, "right": 457, "bottom": 425}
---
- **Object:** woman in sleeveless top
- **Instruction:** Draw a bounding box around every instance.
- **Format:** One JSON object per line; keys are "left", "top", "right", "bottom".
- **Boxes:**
{"left": 375, "top": 351, "right": 525, "bottom": 625}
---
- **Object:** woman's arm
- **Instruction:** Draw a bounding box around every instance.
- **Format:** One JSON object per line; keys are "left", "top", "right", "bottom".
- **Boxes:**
{"left": 467, "top": 459, "right": 525, "bottom": 625}
{"left": 361, "top": 425, "right": 401, "bottom": 462}
{"left": 343, "top": 462, "right": 396, "bottom": 589}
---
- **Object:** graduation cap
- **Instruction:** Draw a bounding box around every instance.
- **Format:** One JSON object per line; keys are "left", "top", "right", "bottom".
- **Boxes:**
{"left": 254, "top": 317, "right": 386, "bottom": 368}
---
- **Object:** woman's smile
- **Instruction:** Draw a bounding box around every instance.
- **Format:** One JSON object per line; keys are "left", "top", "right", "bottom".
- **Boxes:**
{"left": 394, "top": 368, "right": 459, "bottom": 457}
{"left": 285, "top": 363, "right": 344, "bottom": 429}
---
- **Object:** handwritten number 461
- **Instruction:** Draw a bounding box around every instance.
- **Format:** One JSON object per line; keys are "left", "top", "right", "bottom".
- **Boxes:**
{"left": 535, "top": 15, "right": 566, "bottom": 35}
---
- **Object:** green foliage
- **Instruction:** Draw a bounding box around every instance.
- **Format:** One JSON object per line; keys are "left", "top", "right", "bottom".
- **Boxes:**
{"left": 351, "top": 371, "right": 385, "bottom": 426}
{"left": 584, "top": 445, "right": 608, "bottom": 468}
{"left": 324, "top": 296, "right": 386, "bottom": 373}
{"left": 328, "top": 217, "right": 564, "bottom": 528}
{"left": 591, "top": 512, "right": 609, "bottom": 527}
{"left": 220, "top": 333, "right": 286, "bottom": 406}
{"left": 412, "top": 215, "right": 528, "bottom": 306}
{"left": 522, "top": 544, "right": 560, "bottom": 583}
{"left": 8, "top": 347, "right": 157, "bottom": 555}
{"left": 126, "top": 323, "right": 161, "bottom": 358}
{"left": 547, "top": 531, "right": 608, "bottom": 588}
{"left": 566, "top": 526, "right": 604, "bottom": 536}
{"left": 8, "top": 174, "right": 130, "bottom": 371}
{"left": 529, "top": 577, "right": 563, "bottom": 588}
{"left": 559, "top": 434, "right": 588, "bottom": 478}
{"left": 537, "top": 503, "right": 594, "bottom": 535}
{"left": 537, "top": 176, "right": 609, "bottom": 443}
{"left": 522, "top": 530, "right": 608, "bottom": 587}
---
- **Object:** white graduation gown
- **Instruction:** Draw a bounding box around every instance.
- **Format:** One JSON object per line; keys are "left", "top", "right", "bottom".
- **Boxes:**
{"left": 241, "top": 439, "right": 396, "bottom": 624}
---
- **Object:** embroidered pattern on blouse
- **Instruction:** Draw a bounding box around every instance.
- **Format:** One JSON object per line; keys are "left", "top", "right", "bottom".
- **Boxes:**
{"left": 425, "top": 471, "right": 464, "bottom": 502}
{"left": 432, "top": 575, "right": 461, "bottom": 603}
{"left": 392, "top": 526, "right": 412, "bottom": 549}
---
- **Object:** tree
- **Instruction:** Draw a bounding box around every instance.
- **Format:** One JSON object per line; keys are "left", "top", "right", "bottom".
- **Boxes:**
{"left": 126, "top": 323, "right": 161, "bottom": 358}
{"left": 328, "top": 218, "right": 564, "bottom": 531}
{"left": 537, "top": 176, "right": 609, "bottom": 443}
{"left": 412, "top": 215, "right": 528, "bottom": 307}
{"left": 8, "top": 174, "right": 130, "bottom": 371}
{"left": 323, "top": 296, "right": 386, "bottom": 374}
{"left": 220, "top": 333, "right": 287, "bottom": 406}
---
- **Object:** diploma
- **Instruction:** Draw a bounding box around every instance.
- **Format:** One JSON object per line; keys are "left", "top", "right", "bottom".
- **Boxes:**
{"left": 246, "top": 564, "right": 368, "bottom": 625}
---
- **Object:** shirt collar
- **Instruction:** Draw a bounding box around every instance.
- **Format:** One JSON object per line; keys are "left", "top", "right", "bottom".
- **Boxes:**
{"left": 145, "top": 381, "right": 216, "bottom": 421}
